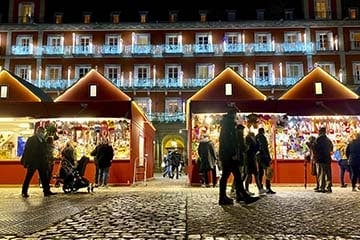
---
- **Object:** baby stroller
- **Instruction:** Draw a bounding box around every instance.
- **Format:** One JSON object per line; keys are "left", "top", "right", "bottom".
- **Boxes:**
{"left": 54, "top": 156, "right": 94, "bottom": 193}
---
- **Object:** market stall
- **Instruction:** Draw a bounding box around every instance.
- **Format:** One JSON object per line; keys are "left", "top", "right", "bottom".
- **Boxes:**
{"left": 186, "top": 67, "right": 277, "bottom": 185}
{"left": 0, "top": 69, "right": 53, "bottom": 184}
{"left": 275, "top": 66, "right": 360, "bottom": 184}
{"left": 43, "top": 69, "right": 156, "bottom": 185}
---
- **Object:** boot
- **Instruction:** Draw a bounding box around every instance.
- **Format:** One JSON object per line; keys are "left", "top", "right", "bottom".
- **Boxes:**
{"left": 266, "top": 179, "right": 276, "bottom": 194}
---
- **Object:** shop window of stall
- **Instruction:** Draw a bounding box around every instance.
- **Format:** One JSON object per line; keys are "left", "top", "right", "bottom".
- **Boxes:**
{"left": 38, "top": 118, "right": 131, "bottom": 160}
{"left": 275, "top": 116, "right": 360, "bottom": 160}
{"left": 191, "top": 113, "right": 275, "bottom": 162}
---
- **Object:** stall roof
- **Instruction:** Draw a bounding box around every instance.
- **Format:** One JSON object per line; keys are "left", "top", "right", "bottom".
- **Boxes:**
{"left": 279, "top": 67, "right": 359, "bottom": 100}
{"left": 0, "top": 69, "right": 52, "bottom": 117}
{"left": 278, "top": 67, "right": 360, "bottom": 115}
{"left": 187, "top": 67, "right": 276, "bottom": 113}
{"left": 55, "top": 69, "right": 131, "bottom": 102}
{"left": 48, "top": 69, "right": 133, "bottom": 118}
{"left": 0, "top": 69, "right": 52, "bottom": 102}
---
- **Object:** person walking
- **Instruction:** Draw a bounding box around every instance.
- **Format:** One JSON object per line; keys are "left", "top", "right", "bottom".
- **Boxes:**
{"left": 346, "top": 133, "right": 360, "bottom": 192}
{"left": 21, "top": 126, "right": 56, "bottom": 198}
{"left": 197, "top": 133, "right": 217, "bottom": 187}
{"left": 96, "top": 139, "right": 114, "bottom": 187}
{"left": 306, "top": 136, "right": 320, "bottom": 191}
{"left": 90, "top": 140, "right": 103, "bottom": 187}
{"left": 313, "top": 127, "right": 333, "bottom": 193}
{"left": 244, "top": 131, "right": 267, "bottom": 195}
{"left": 218, "top": 105, "right": 259, "bottom": 205}
{"left": 256, "top": 127, "right": 276, "bottom": 194}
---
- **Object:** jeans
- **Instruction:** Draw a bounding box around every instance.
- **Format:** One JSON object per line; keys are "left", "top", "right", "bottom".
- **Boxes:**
{"left": 338, "top": 159, "right": 351, "bottom": 186}
{"left": 98, "top": 167, "right": 110, "bottom": 186}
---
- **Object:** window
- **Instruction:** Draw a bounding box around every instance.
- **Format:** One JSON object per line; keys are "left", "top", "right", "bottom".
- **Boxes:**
{"left": 134, "top": 65, "right": 150, "bottom": 87}
{"left": 165, "top": 64, "right": 181, "bottom": 87}
{"left": 223, "top": 32, "right": 243, "bottom": 52}
{"left": 46, "top": 35, "right": 64, "bottom": 54}
{"left": 134, "top": 97, "right": 151, "bottom": 114}
{"left": 284, "top": 9, "right": 294, "bottom": 20}
{"left": 283, "top": 32, "right": 302, "bottom": 52}
{"left": 352, "top": 62, "right": 360, "bottom": 84}
{"left": 196, "top": 64, "right": 214, "bottom": 79}
{"left": 256, "top": 9, "right": 265, "bottom": 20}
{"left": 285, "top": 63, "right": 303, "bottom": 85}
{"left": 195, "top": 33, "right": 213, "bottom": 53}
{"left": 350, "top": 31, "right": 360, "bottom": 50}
{"left": 225, "top": 63, "right": 243, "bottom": 76}
{"left": 254, "top": 33, "right": 272, "bottom": 52}
{"left": 104, "top": 65, "right": 121, "bottom": 83}
{"left": 317, "top": 62, "right": 335, "bottom": 75}
{"left": 132, "top": 33, "right": 151, "bottom": 54}
{"left": 255, "top": 63, "right": 273, "bottom": 85}
{"left": 165, "top": 98, "right": 182, "bottom": 114}
{"left": 45, "top": 65, "right": 62, "bottom": 80}
{"left": 18, "top": 2, "right": 34, "bottom": 23}
{"left": 15, "top": 65, "right": 31, "bottom": 80}
{"left": 0, "top": 86, "right": 8, "bottom": 98}
{"left": 104, "top": 34, "right": 122, "bottom": 54}
{"left": 13, "top": 35, "right": 33, "bottom": 55}
{"left": 74, "top": 34, "right": 92, "bottom": 54}
{"left": 316, "top": 31, "right": 333, "bottom": 51}
{"left": 165, "top": 33, "right": 182, "bottom": 53}
{"left": 349, "top": 8, "right": 358, "bottom": 20}
{"left": 75, "top": 65, "right": 91, "bottom": 79}
{"left": 315, "top": 0, "right": 330, "bottom": 19}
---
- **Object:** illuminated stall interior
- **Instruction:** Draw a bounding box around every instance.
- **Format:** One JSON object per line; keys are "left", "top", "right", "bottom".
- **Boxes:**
{"left": 0, "top": 69, "right": 52, "bottom": 160}
{"left": 276, "top": 67, "right": 360, "bottom": 160}
{"left": 186, "top": 67, "right": 277, "bottom": 184}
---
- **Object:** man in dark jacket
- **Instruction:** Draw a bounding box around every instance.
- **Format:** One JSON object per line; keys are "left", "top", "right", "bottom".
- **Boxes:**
{"left": 345, "top": 133, "right": 360, "bottom": 191}
{"left": 97, "top": 139, "right": 114, "bottom": 187}
{"left": 256, "top": 127, "right": 276, "bottom": 194}
{"left": 218, "top": 106, "right": 259, "bottom": 205}
{"left": 21, "top": 126, "right": 56, "bottom": 198}
{"left": 313, "top": 127, "right": 333, "bottom": 193}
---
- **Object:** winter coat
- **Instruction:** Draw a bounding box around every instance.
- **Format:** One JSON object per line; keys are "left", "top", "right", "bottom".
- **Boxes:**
{"left": 20, "top": 134, "right": 47, "bottom": 169}
{"left": 197, "top": 138, "right": 216, "bottom": 172}
{"left": 218, "top": 112, "right": 246, "bottom": 167}
{"left": 346, "top": 137, "right": 360, "bottom": 166}
{"left": 255, "top": 132, "right": 271, "bottom": 168}
{"left": 97, "top": 143, "right": 114, "bottom": 168}
{"left": 313, "top": 134, "right": 333, "bottom": 164}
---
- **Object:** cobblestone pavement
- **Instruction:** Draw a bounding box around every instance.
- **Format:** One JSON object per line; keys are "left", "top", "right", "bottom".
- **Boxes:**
{"left": 1, "top": 175, "right": 360, "bottom": 240}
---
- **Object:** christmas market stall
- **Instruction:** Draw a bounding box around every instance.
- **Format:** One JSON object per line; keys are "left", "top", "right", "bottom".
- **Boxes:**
{"left": 186, "top": 67, "right": 277, "bottom": 185}
{"left": 276, "top": 66, "right": 360, "bottom": 184}
{"left": 42, "top": 69, "right": 155, "bottom": 185}
{"left": 0, "top": 69, "right": 53, "bottom": 184}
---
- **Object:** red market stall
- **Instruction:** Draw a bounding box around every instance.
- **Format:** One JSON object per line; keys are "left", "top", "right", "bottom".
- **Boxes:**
{"left": 0, "top": 69, "right": 53, "bottom": 184}
{"left": 275, "top": 66, "right": 360, "bottom": 184}
{"left": 40, "top": 69, "right": 156, "bottom": 186}
{"left": 186, "top": 67, "right": 277, "bottom": 185}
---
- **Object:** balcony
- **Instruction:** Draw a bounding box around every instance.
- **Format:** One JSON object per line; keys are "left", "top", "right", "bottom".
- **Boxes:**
{"left": 9, "top": 41, "right": 321, "bottom": 57}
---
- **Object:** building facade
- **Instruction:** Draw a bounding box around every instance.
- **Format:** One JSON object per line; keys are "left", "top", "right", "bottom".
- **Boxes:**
{"left": 1, "top": 0, "right": 360, "bottom": 172}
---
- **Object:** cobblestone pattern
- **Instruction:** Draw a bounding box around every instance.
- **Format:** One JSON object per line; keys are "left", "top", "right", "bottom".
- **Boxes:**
{"left": 1, "top": 182, "right": 360, "bottom": 239}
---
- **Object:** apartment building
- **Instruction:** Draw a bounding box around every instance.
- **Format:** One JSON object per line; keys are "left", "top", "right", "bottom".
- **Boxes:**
{"left": 1, "top": 0, "right": 360, "bottom": 172}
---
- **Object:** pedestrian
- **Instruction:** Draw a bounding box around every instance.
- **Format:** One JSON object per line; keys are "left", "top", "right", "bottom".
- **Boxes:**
{"left": 21, "top": 126, "right": 56, "bottom": 198}
{"left": 90, "top": 140, "right": 103, "bottom": 187}
{"left": 218, "top": 105, "right": 260, "bottom": 205}
{"left": 45, "top": 136, "right": 56, "bottom": 187}
{"left": 197, "top": 133, "right": 217, "bottom": 187}
{"left": 256, "top": 127, "right": 276, "bottom": 194}
{"left": 244, "top": 131, "right": 267, "bottom": 195}
{"left": 345, "top": 133, "right": 360, "bottom": 192}
{"left": 306, "top": 135, "right": 320, "bottom": 190}
{"left": 334, "top": 142, "right": 351, "bottom": 188}
{"left": 96, "top": 139, "right": 114, "bottom": 187}
{"left": 313, "top": 127, "right": 333, "bottom": 193}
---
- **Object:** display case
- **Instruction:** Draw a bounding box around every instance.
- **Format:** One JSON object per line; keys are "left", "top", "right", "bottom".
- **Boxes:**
{"left": 274, "top": 116, "right": 360, "bottom": 160}
{"left": 191, "top": 113, "right": 275, "bottom": 161}
{"left": 41, "top": 118, "right": 131, "bottom": 160}
{"left": 0, "top": 118, "right": 34, "bottom": 160}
